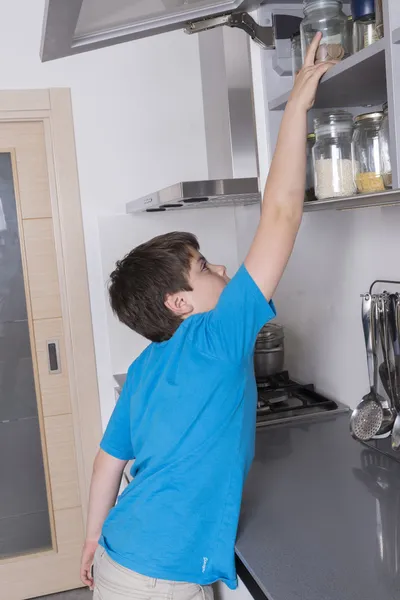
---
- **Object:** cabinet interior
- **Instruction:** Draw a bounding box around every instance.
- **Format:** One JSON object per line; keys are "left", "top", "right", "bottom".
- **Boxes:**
{"left": 256, "top": 0, "right": 400, "bottom": 211}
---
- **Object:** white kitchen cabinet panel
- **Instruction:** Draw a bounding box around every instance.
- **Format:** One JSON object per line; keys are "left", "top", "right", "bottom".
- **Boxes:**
{"left": 40, "top": 0, "right": 262, "bottom": 61}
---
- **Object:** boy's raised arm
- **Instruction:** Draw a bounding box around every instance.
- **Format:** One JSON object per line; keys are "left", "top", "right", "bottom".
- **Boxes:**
{"left": 245, "top": 33, "right": 335, "bottom": 300}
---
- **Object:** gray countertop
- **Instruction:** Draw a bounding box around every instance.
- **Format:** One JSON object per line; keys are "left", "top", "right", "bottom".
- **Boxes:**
{"left": 236, "top": 413, "right": 400, "bottom": 600}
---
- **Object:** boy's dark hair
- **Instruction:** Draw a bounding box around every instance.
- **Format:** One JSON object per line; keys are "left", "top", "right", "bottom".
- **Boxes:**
{"left": 108, "top": 231, "right": 199, "bottom": 343}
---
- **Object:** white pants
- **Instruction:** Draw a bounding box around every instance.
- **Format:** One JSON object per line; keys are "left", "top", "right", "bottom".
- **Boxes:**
{"left": 94, "top": 547, "right": 214, "bottom": 600}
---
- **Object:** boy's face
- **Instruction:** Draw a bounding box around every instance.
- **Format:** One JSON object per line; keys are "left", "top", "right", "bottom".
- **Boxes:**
{"left": 164, "top": 250, "right": 230, "bottom": 318}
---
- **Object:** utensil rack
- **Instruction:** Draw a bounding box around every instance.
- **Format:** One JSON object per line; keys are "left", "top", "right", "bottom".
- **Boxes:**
{"left": 368, "top": 280, "right": 400, "bottom": 295}
{"left": 358, "top": 280, "right": 400, "bottom": 442}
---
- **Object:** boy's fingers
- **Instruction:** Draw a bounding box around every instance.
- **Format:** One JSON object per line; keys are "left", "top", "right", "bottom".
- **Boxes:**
{"left": 312, "top": 61, "right": 336, "bottom": 80}
{"left": 303, "top": 32, "right": 322, "bottom": 67}
{"left": 80, "top": 565, "right": 93, "bottom": 587}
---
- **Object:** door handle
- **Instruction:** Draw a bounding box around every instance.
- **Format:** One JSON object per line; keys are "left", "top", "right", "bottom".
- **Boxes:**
{"left": 47, "top": 340, "right": 61, "bottom": 374}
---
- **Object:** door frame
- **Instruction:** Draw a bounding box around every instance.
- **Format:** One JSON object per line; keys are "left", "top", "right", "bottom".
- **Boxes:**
{"left": 0, "top": 88, "right": 102, "bottom": 521}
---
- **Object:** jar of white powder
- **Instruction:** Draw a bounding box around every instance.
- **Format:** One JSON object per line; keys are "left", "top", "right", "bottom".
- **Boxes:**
{"left": 313, "top": 111, "right": 356, "bottom": 200}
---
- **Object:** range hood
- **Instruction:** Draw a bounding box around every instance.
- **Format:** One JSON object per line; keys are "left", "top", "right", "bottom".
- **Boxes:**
{"left": 126, "top": 26, "right": 261, "bottom": 214}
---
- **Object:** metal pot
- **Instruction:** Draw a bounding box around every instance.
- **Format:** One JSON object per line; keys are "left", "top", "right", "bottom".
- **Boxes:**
{"left": 254, "top": 344, "right": 285, "bottom": 378}
{"left": 255, "top": 322, "right": 284, "bottom": 350}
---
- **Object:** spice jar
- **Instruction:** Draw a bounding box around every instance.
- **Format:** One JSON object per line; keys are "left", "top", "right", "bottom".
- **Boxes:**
{"left": 300, "top": 0, "right": 351, "bottom": 64}
{"left": 375, "top": 0, "right": 384, "bottom": 38}
{"left": 291, "top": 31, "right": 302, "bottom": 80}
{"left": 352, "top": 111, "right": 385, "bottom": 193}
{"left": 305, "top": 133, "right": 316, "bottom": 201}
{"left": 379, "top": 103, "right": 392, "bottom": 189}
{"left": 351, "top": 0, "right": 378, "bottom": 51}
{"left": 353, "top": 16, "right": 378, "bottom": 50}
{"left": 313, "top": 111, "right": 356, "bottom": 200}
{"left": 347, "top": 15, "right": 354, "bottom": 55}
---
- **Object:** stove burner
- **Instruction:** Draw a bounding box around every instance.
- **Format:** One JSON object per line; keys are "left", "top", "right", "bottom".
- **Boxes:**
{"left": 256, "top": 371, "right": 346, "bottom": 427}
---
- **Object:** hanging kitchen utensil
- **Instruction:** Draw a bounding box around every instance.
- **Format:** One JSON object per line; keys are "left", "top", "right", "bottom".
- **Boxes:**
{"left": 350, "top": 294, "right": 384, "bottom": 440}
{"left": 389, "top": 293, "right": 400, "bottom": 450}
{"left": 372, "top": 296, "right": 396, "bottom": 437}
{"left": 378, "top": 294, "right": 397, "bottom": 403}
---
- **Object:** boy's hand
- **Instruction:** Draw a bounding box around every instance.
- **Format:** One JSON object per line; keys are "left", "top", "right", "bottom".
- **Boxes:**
{"left": 80, "top": 538, "right": 98, "bottom": 590}
{"left": 288, "top": 32, "right": 336, "bottom": 112}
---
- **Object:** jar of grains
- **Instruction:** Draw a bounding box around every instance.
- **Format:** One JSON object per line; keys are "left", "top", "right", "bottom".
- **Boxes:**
{"left": 352, "top": 111, "right": 385, "bottom": 193}
{"left": 378, "top": 103, "right": 392, "bottom": 189}
{"left": 300, "top": 0, "right": 351, "bottom": 64}
{"left": 313, "top": 111, "right": 356, "bottom": 200}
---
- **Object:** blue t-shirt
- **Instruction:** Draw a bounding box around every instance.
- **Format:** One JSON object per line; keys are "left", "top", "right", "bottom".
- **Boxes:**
{"left": 99, "top": 265, "right": 275, "bottom": 589}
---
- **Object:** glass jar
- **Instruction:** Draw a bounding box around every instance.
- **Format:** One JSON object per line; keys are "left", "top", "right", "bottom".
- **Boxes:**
{"left": 375, "top": 0, "right": 384, "bottom": 38}
{"left": 379, "top": 103, "right": 392, "bottom": 189}
{"left": 347, "top": 15, "right": 354, "bottom": 55}
{"left": 301, "top": 0, "right": 350, "bottom": 64}
{"left": 352, "top": 111, "right": 385, "bottom": 193}
{"left": 305, "top": 133, "right": 316, "bottom": 201}
{"left": 353, "top": 16, "right": 378, "bottom": 51}
{"left": 312, "top": 111, "right": 356, "bottom": 200}
{"left": 291, "top": 31, "right": 302, "bottom": 80}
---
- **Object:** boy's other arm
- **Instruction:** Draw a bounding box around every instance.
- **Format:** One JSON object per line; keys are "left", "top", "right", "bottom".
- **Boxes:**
{"left": 245, "top": 33, "right": 335, "bottom": 300}
{"left": 80, "top": 449, "right": 127, "bottom": 589}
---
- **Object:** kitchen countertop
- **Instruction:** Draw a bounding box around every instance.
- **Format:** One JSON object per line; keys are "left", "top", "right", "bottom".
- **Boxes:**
{"left": 235, "top": 412, "right": 400, "bottom": 600}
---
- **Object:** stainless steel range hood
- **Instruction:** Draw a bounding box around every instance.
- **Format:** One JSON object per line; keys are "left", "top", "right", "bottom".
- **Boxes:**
{"left": 126, "top": 26, "right": 260, "bottom": 214}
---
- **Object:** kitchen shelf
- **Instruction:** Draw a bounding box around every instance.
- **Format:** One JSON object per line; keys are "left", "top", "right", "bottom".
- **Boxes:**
{"left": 269, "top": 38, "right": 387, "bottom": 111}
{"left": 303, "top": 188, "right": 400, "bottom": 212}
{"left": 393, "top": 27, "right": 400, "bottom": 44}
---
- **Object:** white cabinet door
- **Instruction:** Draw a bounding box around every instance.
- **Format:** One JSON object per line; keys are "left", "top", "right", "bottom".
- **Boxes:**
{"left": 41, "top": 0, "right": 261, "bottom": 61}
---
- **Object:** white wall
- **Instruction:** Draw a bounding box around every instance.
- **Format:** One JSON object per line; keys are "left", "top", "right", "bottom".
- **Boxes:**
{"left": 274, "top": 205, "right": 400, "bottom": 409}
{"left": 1, "top": 0, "right": 212, "bottom": 427}
{"left": 98, "top": 208, "right": 241, "bottom": 381}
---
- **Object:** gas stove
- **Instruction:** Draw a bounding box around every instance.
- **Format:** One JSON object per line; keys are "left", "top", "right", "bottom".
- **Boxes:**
{"left": 256, "top": 371, "right": 348, "bottom": 427}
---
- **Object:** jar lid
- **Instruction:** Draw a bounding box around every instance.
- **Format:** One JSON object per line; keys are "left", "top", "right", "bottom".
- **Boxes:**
{"left": 304, "top": 0, "right": 343, "bottom": 8}
{"left": 314, "top": 110, "right": 354, "bottom": 135}
{"left": 354, "top": 111, "right": 383, "bottom": 123}
{"left": 256, "top": 323, "right": 284, "bottom": 344}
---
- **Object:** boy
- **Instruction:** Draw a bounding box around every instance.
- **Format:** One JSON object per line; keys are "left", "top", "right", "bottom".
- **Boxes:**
{"left": 81, "top": 34, "right": 333, "bottom": 600}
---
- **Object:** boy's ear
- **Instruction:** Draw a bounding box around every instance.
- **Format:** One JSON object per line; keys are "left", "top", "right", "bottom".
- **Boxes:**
{"left": 164, "top": 292, "right": 193, "bottom": 317}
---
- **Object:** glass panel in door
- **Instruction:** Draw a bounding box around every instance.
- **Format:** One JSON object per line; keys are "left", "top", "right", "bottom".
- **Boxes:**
{"left": 0, "top": 153, "right": 52, "bottom": 558}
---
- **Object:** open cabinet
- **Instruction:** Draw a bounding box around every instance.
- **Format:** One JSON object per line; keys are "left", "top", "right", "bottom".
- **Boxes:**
{"left": 42, "top": 0, "right": 400, "bottom": 215}
{"left": 250, "top": 1, "right": 400, "bottom": 212}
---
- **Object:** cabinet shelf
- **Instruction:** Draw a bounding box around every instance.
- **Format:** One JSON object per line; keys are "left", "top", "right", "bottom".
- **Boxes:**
{"left": 303, "top": 188, "right": 400, "bottom": 212}
{"left": 393, "top": 27, "right": 400, "bottom": 44}
{"left": 269, "top": 38, "right": 387, "bottom": 111}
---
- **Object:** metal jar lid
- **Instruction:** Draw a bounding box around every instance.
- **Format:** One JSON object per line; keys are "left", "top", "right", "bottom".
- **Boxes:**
{"left": 354, "top": 111, "right": 383, "bottom": 123}
{"left": 256, "top": 323, "right": 284, "bottom": 349}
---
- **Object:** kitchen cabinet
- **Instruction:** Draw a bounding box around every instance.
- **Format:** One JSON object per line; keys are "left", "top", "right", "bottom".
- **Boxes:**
{"left": 41, "top": 0, "right": 400, "bottom": 213}
{"left": 251, "top": 0, "right": 400, "bottom": 212}
{"left": 40, "top": 0, "right": 262, "bottom": 61}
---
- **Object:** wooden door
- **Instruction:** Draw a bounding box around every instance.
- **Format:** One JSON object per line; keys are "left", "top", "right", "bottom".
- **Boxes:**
{"left": 0, "top": 120, "right": 89, "bottom": 598}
